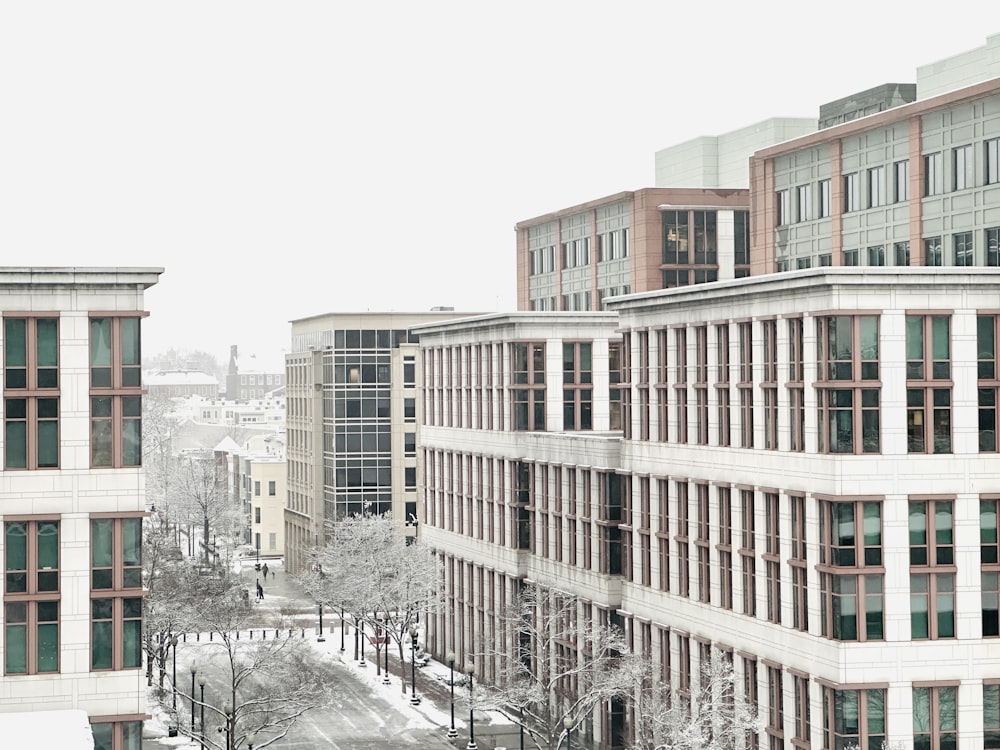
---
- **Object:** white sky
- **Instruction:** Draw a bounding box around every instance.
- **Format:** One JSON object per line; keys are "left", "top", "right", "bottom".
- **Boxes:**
{"left": 0, "top": 2, "right": 992, "bottom": 367}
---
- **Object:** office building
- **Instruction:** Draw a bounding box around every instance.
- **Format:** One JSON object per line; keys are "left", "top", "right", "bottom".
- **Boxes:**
{"left": 283, "top": 311, "right": 481, "bottom": 574}
{"left": 0, "top": 267, "right": 161, "bottom": 750}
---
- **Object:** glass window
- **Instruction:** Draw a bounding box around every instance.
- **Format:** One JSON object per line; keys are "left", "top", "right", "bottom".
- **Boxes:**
{"left": 895, "top": 160, "right": 910, "bottom": 202}
{"left": 925, "top": 152, "right": 943, "bottom": 196}
{"left": 953, "top": 145, "right": 974, "bottom": 190}
{"left": 90, "top": 317, "right": 143, "bottom": 468}
{"left": 843, "top": 173, "right": 860, "bottom": 212}
{"left": 868, "top": 166, "right": 885, "bottom": 207}
{"left": 818, "top": 179, "right": 831, "bottom": 218}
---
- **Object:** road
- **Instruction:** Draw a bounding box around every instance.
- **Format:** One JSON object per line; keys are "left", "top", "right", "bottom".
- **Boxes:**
{"left": 278, "top": 658, "right": 456, "bottom": 749}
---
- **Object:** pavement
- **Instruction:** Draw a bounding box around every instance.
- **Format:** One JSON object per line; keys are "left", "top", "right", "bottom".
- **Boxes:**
{"left": 143, "top": 557, "right": 522, "bottom": 750}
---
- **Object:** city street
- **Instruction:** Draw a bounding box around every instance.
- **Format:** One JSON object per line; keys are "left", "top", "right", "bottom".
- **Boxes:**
{"left": 143, "top": 558, "right": 497, "bottom": 750}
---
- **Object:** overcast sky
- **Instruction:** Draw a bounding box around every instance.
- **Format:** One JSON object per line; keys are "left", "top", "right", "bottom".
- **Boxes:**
{"left": 0, "top": 2, "right": 992, "bottom": 368}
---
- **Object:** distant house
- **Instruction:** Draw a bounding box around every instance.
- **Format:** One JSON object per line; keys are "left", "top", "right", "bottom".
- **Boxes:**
{"left": 226, "top": 344, "right": 286, "bottom": 401}
{"left": 146, "top": 369, "right": 219, "bottom": 399}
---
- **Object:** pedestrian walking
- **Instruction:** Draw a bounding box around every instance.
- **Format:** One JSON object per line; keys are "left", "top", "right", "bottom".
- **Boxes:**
{"left": 262, "top": 563, "right": 269, "bottom": 580}
{"left": 256, "top": 581, "right": 264, "bottom": 601}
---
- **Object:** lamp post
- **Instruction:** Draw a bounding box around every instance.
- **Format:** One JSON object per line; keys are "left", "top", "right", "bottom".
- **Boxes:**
{"left": 223, "top": 701, "right": 232, "bottom": 750}
{"left": 408, "top": 625, "right": 421, "bottom": 705}
{"left": 340, "top": 607, "right": 346, "bottom": 652}
{"left": 381, "top": 616, "right": 390, "bottom": 685}
{"left": 317, "top": 603, "right": 325, "bottom": 642}
{"left": 247, "top": 732, "right": 257, "bottom": 750}
{"left": 198, "top": 675, "right": 207, "bottom": 750}
{"left": 564, "top": 716, "right": 573, "bottom": 750}
{"left": 446, "top": 652, "right": 458, "bottom": 738}
{"left": 189, "top": 661, "right": 197, "bottom": 733}
{"left": 465, "top": 661, "right": 477, "bottom": 750}
{"left": 170, "top": 634, "right": 178, "bottom": 712}
{"left": 359, "top": 620, "right": 367, "bottom": 667}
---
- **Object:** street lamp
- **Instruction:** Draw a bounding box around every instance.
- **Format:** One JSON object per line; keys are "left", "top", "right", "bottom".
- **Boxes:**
{"left": 408, "top": 625, "right": 421, "bottom": 705}
{"left": 189, "top": 661, "right": 198, "bottom": 733}
{"left": 247, "top": 732, "right": 257, "bottom": 750}
{"left": 381, "top": 617, "right": 390, "bottom": 686}
{"left": 465, "top": 661, "right": 477, "bottom": 750}
{"left": 317, "top": 603, "right": 325, "bottom": 642}
{"left": 223, "top": 701, "right": 232, "bottom": 750}
{"left": 170, "top": 634, "right": 178, "bottom": 712}
{"left": 564, "top": 716, "right": 573, "bottom": 750}
{"left": 198, "top": 675, "right": 207, "bottom": 750}
{"left": 446, "top": 651, "right": 458, "bottom": 738}
{"left": 359, "top": 620, "right": 367, "bottom": 667}
{"left": 340, "top": 607, "right": 346, "bottom": 652}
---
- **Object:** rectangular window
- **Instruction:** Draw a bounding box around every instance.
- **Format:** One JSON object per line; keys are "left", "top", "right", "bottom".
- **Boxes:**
{"left": 953, "top": 144, "right": 973, "bottom": 190}
{"left": 982, "top": 498, "right": 1000, "bottom": 637}
{"left": 988, "top": 138, "right": 1000, "bottom": 185}
{"left": 989, "top": 227, "right": 1000, "bottom": 267}
{"left": 4, "top": 316, "right": 60, "bottom": 470}
{"left": 676, "top": 481, "right": 690, "bottom": 598}
{"left": 818, "top": 179, "right": 831, "bottom": 218}
{"left": 4, "top": 520, "right": 59, "bottom": 675}
{"left": 512, "top": 342, "right": 545, "bottom": 431}
{"left": 909, "top": 499, "right": 955, "bottom": 639}
{"left": 404, "top": 397, "right": 416, "bottom": 422}
{"left": 985, "top": 683, "right": 1000, "bottom": 749}
{"left": 563, "top": 342, "right": 593, "bottom": 431}
{"left": 91, "top": 720, "right": 143, "bottom": 750}
{"left": 823, "top": 688, "right": 885, "bottom": 750}
{"left": 924, "top": 236, "right": 943, "bottom": 266}
{"left": 741, "top": 489, "right": 756, "bottom": 617}
{"left": 895, "top": 241, "right": 911, "bottom": 266}
{"left": 895, "top": 159, "right": 910, "bottom": 202}
{"left": 254, "top": 480, "right": 260, "bottom": 496}
{"left": 717, "top": 486, "right": 733, "bottom": 610}
{"left": 764, "top": 493, "right": 780, "bottom": 623}
{"left": 953, "top": 231, "right": 974, "bottom": 266}
{"left": 819, "top": 500, "right": 883, "bottom": 641}
{"left": 912, "top": 685, "right": 957, "bottom": 750}
{"left": 767, "top": 666, "right": 783, "bottom": 750}
{"left": 793, "top": 674, "right": 811, "bottom": 748}
{"left": 776, "top": 190, "right": 790, "bottom": 226}
{"left": 866, "top": 245, "right": 885, "bottom": 266}
{"left": 268, "top": 480, "right": 276, "bottom": 496}
{"left": 797, "top": 184, "right": 812, "bottom": 222}
{"left": 843, "top": 173, "right": 859, "bottom": 212}
{"left": 745, "top": 657, "right": 760, "bottom": 750}
{"left": 906, "top": 315, "right": 952, "bottom": 454}
{"left": 981, "top": 315, "right": 1000, "bottom": 452}
{"left": 843, "top": 249, "right": 860, "bottom": 266}
{"left": 738, "top": 322, "right": 753, "bottom": 449}
{"left": 867, "top": 166, "right": 885, "bottom": 207}
{"left": 816, "top": 315, "right": 880, "bottom": 454}
{"left": 90, "top": 516, "right": 143, "bottom": 671}
{"left": 790, "top": 495, "right": 808, "bottom": 631}
{"left": 925, "top": 152, "right": 943, "bottom": 196}
{"left": 90, "top": 317, "right": 142, "bottom": 468}
{"left": 716, "top": 324, "right": 731, "bottom": 447}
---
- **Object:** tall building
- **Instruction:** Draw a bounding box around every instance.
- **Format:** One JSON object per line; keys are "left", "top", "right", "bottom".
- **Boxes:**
{"left": 752, "top": 77, "right": 1000, "bottom": 275}
{"left": 0, "top": 267, "right": 161, "bottom": 749}
{"left": 516, "top": 187, "right": 750, "bottom": 312}
{"left": 418, "top": 33, "right": 1000, "bottom": 750}
{"left": 418, "top": 269, "right": 1000, "bottom": 749}
{"left": 283, "top": 311, "right": 481, "bottom": 574}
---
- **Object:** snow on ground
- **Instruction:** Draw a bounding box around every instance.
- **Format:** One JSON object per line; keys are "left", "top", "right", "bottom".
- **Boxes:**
{"left": 145, "top": 556, "right": 508, "bottom": 746}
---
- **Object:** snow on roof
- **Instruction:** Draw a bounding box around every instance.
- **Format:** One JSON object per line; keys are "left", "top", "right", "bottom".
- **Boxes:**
{"left": 147, "top": 369, "right": 219, "bottom": 385}
{"left": 214, "top": 436, "right": 243, "bottom": 453}
{"left": 0, "top": 709, "right": 94, "bottom": 748}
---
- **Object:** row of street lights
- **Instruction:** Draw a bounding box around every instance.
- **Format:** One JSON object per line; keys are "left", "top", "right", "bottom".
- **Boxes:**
{"left": 183, "top": 658, "right": 258, "bottom": 750}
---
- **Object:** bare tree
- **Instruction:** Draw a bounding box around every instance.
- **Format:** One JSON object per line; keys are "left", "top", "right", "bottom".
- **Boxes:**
{"left": 170, "top": 449, "right": 239, "bottom": 565}
{"left": 142, "top": 519, "right": 199, "bottom": 689}
{"left": 297, "top": 512, "right": 443, "bottom": 691}
{"left": 480, "top": 582, "right": 644, "bottom": 750}
{"left": 170, "top": 569, "right": 338, "bottom": 750}
{"left": 631, "top": 650, "right": 763, "bottom": 750}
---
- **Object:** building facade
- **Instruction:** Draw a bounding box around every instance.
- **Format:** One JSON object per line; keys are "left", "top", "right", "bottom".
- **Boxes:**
{"left": 516, "top": 188, "right": 751, "bottom": 313}
{"left": 417, "top": 270, "right": 1000, "bottom": 749}
{"left": 0, "top": 267, "right": 161, "bottom": 750}
{"left": 283, "top": 311, "right": 481, "bottom": 574}
{"left": 226, "top": 345, "right": 285, "bottom": 402}
{"left": 751, "top": 77, "right": 1000, "bottom": 275}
